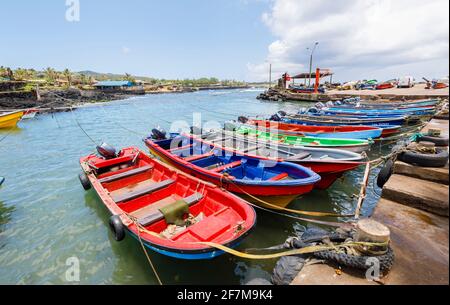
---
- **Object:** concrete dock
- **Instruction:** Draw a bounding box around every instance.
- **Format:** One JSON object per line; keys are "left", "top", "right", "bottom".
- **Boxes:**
{"left": 291, "top": 118, "right": 449, "bottom": 285}
{"left": 267, "top": 84, "right": 449, "bottom": 102}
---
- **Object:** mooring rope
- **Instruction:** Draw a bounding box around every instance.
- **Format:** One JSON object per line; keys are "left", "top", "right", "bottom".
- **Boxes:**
{"left": 130, "top": 216, "right": 163, "bottom": 286}
{"left": 131, "top": 218, "right": 388, "bottom": 260}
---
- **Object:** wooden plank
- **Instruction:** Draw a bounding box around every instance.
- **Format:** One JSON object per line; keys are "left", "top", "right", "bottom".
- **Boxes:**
{"left": 111, "top": 179, "right": 175, "bottom": 203}
{"left": 99, "top": 165, "right": 153, "bottom": 183}
{"left": 211, "top": 160, "right": 242, "bottom": 173}
{"left": 137, "top": 193, "right": 204, "bottom": 227}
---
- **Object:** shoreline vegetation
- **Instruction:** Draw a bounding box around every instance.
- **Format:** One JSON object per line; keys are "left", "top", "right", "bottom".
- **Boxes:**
{"left": 0, "top": 66, "right": 265, "bottom": 112}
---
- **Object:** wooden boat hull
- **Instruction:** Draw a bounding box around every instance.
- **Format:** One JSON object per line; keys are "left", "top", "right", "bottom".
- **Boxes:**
{"left": 247, "top": 119, "right": 382, "bottom": 139}
{"left": 283, "top": 115, "right": 407, "bottom": 127}
{"left": 343, "top": 99, "right": 439, "bottom": 109}
{"left": 198, "top": 131, "right": 365, "bottom": 190}
{"left": 0, "top": 111, "right": 23, "bottom": 129}
{"left": 323, "top": 106, "right": 435, "bottom": 116}
{"left": 22, "top": 109, "right": 38, "bottom": 119}
{"left": 236, "top": 127, "right": 372, "bottom": 153}
{"left": 145, "top": 135, "right": 321, "bottom": 208}
{"left": 80, "top": 147, "right": 256, "bottom": 260}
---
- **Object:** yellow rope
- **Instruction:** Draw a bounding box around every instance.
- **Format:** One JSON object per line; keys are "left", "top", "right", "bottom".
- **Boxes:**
{"left": 129, "top": 216, "right": 163, "bottom": 285}
{"left": 134, "top": 222, "right": 388, "bottom": 260}
{"left": 223, "top": 177, "right": 354, "bottom": 218}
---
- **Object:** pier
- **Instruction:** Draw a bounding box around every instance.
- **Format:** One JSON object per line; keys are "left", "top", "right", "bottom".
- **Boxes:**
{"left": 259, "top": 84, "right": 449, "bottom": 102}
{"left": 291, "top": 117, "right": 449, "bottom": 285}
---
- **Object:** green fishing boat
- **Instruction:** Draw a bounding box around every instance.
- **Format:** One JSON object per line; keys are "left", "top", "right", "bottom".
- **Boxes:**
{"left": 235, "top": 126, "right": 372, "bottom": 153}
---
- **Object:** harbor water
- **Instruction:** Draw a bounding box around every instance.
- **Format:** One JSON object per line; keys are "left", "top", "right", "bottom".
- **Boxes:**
{"left": 0, "top": 89, "right": 391, "bottom": 284}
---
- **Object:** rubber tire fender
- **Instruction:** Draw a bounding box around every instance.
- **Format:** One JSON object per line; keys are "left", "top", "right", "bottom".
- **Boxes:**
{"left": 416, "top": 135, "right": 449, "bottom": 147}
{"left": 398, "top": 148, "right": 449, "bottom": 168}
{"left": 314, "top": 246, "right": 395, "bottom": 272}
{"left": 271, "top": 256, "right": 305, "bottom": 285}
{"left": 109, "top": 215, "right": 126, "bottom": 241}
{"left": 78, "top": 173, "right": 91, "bottom": 190}
{"left": 376, "top": 159, "right": 394, "bottom": 188}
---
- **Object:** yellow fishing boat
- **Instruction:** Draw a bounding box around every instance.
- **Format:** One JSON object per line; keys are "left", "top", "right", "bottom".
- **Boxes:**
{"left": 0, "top": 111, "right": 24, "bottom": 129}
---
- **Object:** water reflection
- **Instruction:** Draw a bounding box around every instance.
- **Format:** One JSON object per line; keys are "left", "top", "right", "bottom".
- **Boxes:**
{"left": 0, "top": 201, "right": 14, "bottom": 231}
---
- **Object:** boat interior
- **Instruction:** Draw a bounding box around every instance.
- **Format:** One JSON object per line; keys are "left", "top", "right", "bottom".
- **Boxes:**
{"left": 86, "top": 149, "right": 247, "bottom": 243}
{"left": 153, "top": 137, "right": 308, "bottom": 182}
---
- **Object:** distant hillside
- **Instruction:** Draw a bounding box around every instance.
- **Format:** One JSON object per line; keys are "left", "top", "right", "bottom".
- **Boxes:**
{"left": 77, "top": 71, "right": 155, "bottom": 82}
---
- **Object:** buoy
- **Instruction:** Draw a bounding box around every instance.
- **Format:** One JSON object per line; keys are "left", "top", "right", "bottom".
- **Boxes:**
{"left": 355, "top": 219, "right": 390, "bottom": 244}
{"left": 427, "top": 128, "right": 442, "bottom": 137}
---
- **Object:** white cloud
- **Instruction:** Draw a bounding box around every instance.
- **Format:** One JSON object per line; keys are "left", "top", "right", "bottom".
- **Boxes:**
{"left": 248, "top": 0, "right": 449, "bottom": 81}
{"left": 121, "top": 46, "right": 131, "bottom": 55}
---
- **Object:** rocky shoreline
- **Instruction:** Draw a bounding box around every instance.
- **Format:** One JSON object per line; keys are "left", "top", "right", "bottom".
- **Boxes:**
{"left": 0, "top": 85, "right": 253, "bottom": 113}
{"left": 0, "top": 88, "right": 144, "bottom": 113}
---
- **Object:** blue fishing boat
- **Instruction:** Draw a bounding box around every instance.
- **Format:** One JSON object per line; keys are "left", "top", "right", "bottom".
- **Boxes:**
{"left": 145, "top": 132, "right": 322, "bottom": 208}
{"left": 342, "top": 99, "right": 440, "bottom": 109}
{"left": 282, "top": 115, "right": 407, "bottom": 127}
{"left": 323, "top": 106, "right": 435, "bottom": 116}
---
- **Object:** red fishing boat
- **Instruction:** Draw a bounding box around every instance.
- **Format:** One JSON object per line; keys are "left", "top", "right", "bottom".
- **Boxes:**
{"left": 376, "top": 82, "right": 395, "bottom": 90}
{"left": 245, "top": 119, "right": 383, "bottom": 140}
{"left": 79, "top": 145, "right": 256, "bottom": 260}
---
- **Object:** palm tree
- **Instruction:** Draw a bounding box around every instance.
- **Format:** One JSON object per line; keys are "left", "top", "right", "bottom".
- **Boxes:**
{"left": 80, "top": 74, "right": 87, "bottom": 85}
{"left": 6, "top": 67, "right": 14, "bottom": 80}
{"left": 45, "top": 67, "right": 56, "bottom": 84}
{"left": 124, "top": 73, "right": 136, "bottom": 83}
{"left": 63, "top": 68, "right": 72, "bottom": 87}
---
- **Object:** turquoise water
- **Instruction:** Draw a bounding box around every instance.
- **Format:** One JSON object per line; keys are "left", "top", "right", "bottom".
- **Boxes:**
{"left": 0, "top": 89, "right": 391, "bottom": 284}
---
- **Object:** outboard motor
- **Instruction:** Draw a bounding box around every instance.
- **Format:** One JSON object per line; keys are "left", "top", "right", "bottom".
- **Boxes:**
{"left": 151, "top": 127, "right": 167, "bottom": 140}
{"left": 190, "top": 126, "right": 202, "bottom": 135}
{"left": 277, "top": 110, "right": 287, "bottom": 117}
{"left": 314, "top": 102, "right": 325, "bottom": 109}
{"left": 307, "top": 107, "right": 319, "bottom": 114}
{"left": 269, "top": 114, "right": 281, "bottom": 122}
{"left": 334, "top": 101, "right": 342, "bottom": 106}
{"left": 238, "top": 116, "right": 249, "bottom": 124}
{"left": 96, "top": 143, "right": 117, "bottom": 160}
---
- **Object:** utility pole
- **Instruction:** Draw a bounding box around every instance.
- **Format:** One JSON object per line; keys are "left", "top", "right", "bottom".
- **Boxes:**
{"left": 269, "top": 63, "right": 272, "bottom": 88}
{"left": 308, "top": 42, "right": 319, "bottom": 87}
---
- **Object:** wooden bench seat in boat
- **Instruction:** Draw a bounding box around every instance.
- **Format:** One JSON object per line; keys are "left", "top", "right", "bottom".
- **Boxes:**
{"left": 131, "top": 193, "right": 204, "bottom": 227}
{"left": 169, "top": 144, "right": 193, "bottom": 153}
{"left": 242, "top": 145, "right": 264, "bottom": 153}
{"left": 99, "top": 165, "right": 153, "bottom": 184}
{"left": 110, "top": 179, "right": 175, "bottom": 203}
{"left": 269, "top": 172, "right": 289, "bottom": 181}
{"left": 211, "top": 160, "right": 242, "bottom": 173}
{"left": 285, "top": 152, "right": 312, "bottom": 161}
{"left": 184, "top": 152, "right": 214, "bottom": 162}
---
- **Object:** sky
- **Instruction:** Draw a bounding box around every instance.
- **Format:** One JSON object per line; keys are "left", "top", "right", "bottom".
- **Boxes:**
{"left": 1, "top": 0, "right": 449, "bottom": 82}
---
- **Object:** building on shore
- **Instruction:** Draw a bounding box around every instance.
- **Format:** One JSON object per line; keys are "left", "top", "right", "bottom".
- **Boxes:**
{"left": 93, "top": 80, "right": 134, "bottom": 91}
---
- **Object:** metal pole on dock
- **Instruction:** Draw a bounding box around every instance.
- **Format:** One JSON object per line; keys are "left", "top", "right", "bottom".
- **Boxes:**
{"left": 308, "top": 42, "right": 319, "bottom": 87}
